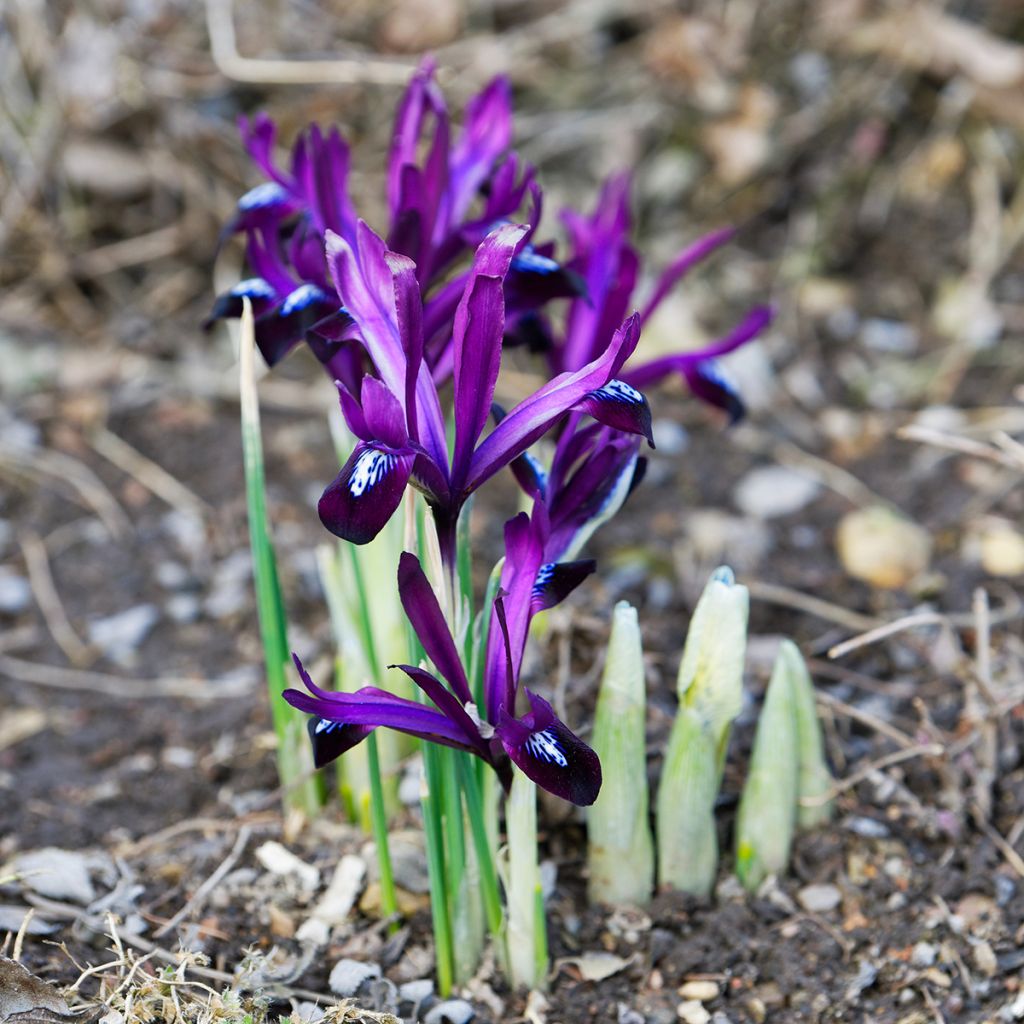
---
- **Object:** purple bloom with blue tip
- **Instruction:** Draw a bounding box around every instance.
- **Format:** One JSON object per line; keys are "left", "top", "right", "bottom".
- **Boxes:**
{"left": 284, "top": 540, "right": 601, "bottom": 805}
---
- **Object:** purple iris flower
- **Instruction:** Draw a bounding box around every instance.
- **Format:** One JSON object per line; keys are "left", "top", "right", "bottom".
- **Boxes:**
{"left": 205, "top": 60, "right": 580, "bottom": 378}
{"left": 315, "top": 218, "right": 652, "bottom": 566}
{"left": 284, "top": 536, "right": 601, "bottom": 805}
{"left": 538, "top": 173, "right": 775, "bottom": 423}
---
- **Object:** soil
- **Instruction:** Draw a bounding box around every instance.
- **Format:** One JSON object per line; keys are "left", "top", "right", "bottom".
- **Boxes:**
{"left": 3, "top": 1, "right": 1024, "bottom": 1022}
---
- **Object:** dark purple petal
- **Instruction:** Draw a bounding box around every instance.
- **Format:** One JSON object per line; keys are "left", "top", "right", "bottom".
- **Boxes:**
{"left": 239, "top": 113, "right": 293, "bottom": 188}
{"left": 467, "top": 313, "right": 641, "bottom": 493}
{"left": 504, "top": 311, "right": 554, "bottom": 354}
{"left": 307, "top": 715, "right": 374, "bottom": 769}
{"left": 202, "top": 278, "right": 279, "bottom": 329}
{"left": 451, "top": 223, "right": 528, "bottom": 484}
{"left": 682, "top": 359, "right": 745, "bottom": 424}
{"left": 391, "top": 663, "right": 491, "bottom": 758}
{"left": 396, "top": 552, "right": 473, "bottom": 704}
{"left": 298, "top": 124, "right": 358, "bottom": 241}
{"left": 318, "top": 441, "right": 415, "bottom": 545}
{"left": 496, "top": 692, "right": 601, "bottom": 806}
{"left": 252, "top": 284, "right": 338, "bottom": 366}
{"left": 575, "top": 378, "right": 654, "bottom": 446}
{"left": 530, "top": 559, "right": 596, "bottom": 612}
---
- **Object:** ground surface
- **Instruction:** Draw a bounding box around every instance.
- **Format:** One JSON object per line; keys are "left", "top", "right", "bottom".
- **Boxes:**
{"left": 3, "top": 1, "right": 1024, "bottom": 1022}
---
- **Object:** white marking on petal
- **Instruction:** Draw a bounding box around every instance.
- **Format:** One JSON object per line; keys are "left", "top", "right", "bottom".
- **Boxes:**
{"left": 465, "top": 701, "right": 495, "bottom": 740}
{"left": 314, "top": 718, "right": 341, "bottom": 734}
{"left": 280, "top": 283, "right": 328, "bottom": 316}
{"left": 594, "top": 379, "right": 644, "bottom": 405}
{"left": 238, "top": 181, "right": 289, "bottom": 210}
{"left": 524, "top": 727, "right": 568, "bottom": 767}
{"left": 348, "top": 448, "right": 396, "bottom": 497}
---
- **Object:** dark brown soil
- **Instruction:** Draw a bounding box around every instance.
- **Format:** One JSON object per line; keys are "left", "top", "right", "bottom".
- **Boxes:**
{"left": 3, "top": 1, "right": 1024, "bottom": 1022}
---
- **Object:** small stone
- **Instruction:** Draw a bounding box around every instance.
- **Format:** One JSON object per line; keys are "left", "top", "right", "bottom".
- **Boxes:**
{"left": 297, "top": 854, "right": 365, "bottom": 943}
{"left": 678, "top": 981, "right": 720, "bottom": 1001}
{"left": 860, "top": 318, "right": 918, "bottom": 354}
{"left": 797, "top": 883, "right": 841, "bottom": 914}
{"left": 677, "top": 1000, "right": 711, "bottom": 1024}
{"left": 844, "top": 815, "right": 890, "bottom": 838}
{"left": 88, "top": 604, "right": 159, "bottom": 663}
{"left": 0, "top": 571, "right": 30, "bottom": 615}
{"left": 425, "top": 998, "right": 475, "bottom": 1024}
{"left": 399, "top": 978, "right": 434, "bottom": 1005}
{"left": 910, "top": 942, "right": 937, "bottom": 968}
{"left": 836, "top": 507, "right": 931, "bottom": 589}
{"left": 733, "top": 465, "right": 820, "bottom": 519}
{"left": 254, "top": 841, "right": 319, "bottom": 891}
{"left": 14, "top": 848, "right": 96, "bottom": 904}
{"left": 973, "top": 940, "right": 998, "bottom": 977}
{"left": 165, "top": 593, "right": 201, "bottom": 624}
{"left": 328, "top": 958, "right": 381, "bottom": 997}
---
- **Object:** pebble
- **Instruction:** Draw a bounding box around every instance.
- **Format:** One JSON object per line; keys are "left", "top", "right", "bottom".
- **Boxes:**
{"left": 910, "top": 942, "right": 936, "bottom": 968}
{"left": 297, "top": 854, "right": 366, "bottom": 944}
{"left": 165, "top": 593, "right": 201, "bottom": 624}
{"left": 797, "top": 883, "right": 842, "bottom": 914}
{"left": 399, "top": 978, "right": 434, "bottom": 1004}
{"left": 788, "top": 51, "right": 831, "bottom": 100}
{"left": 677, "top": 1000, "right": 711, "bottom": 1024}
{"left": 88, "top": 604, "right": 159, "bottom": 662}
{"left": 844, "top": 815, "right": 890, "bottom": 839}
{"left": 204, "top": 551, "right": 252, "bottom": 619}
{"left": 860, "top": 317, "right": 918, "bottom": 354}
{"left": 996, "top": 875, "right": 1016, "bottom": 907}
{"left": 733, "top": 465, "right": 820, "bottom": 519}
{"left": 652, "top": 418, "right": 689, "bottom": 455}
{"left": 678, "top": 981, "right": 720, "bottom": 1001}
{"left": 425, "top": 998, "right": 475, "bottom": 1024}
{"left": 836, "top": 506, "right": 931, "bottom": 589}
{"left": 328, "top": 958, "right": 381, "bottom": 997}
{"left": 0, "top": 570, "right": 31, "bottom": 615}
{"left": 14, "top": 848, "right": 96, "bottom": 904}
{"left": 254, "top": 841, "right": 320, "bottom": 891}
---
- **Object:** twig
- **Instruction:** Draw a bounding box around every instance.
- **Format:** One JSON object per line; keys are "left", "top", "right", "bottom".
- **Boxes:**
{"left": 205, "top": 0, "right": 411, "bottom": 85}
{"left": 153, "top": 826, "right": 252, "bottom": 938}
{"left": 803, "top": 743, "right": 946, "bottom": 805}
{"left": 744, "top": 579, "right": 881, "bottom": 633}
{"left": 91, "top": 426, "right": 210, "bottom": 519}
{"left": 19, "top": 530, "right": 93, "bottom": 666}
{"left": 828, "top": 612, "right": 948, "bottom": 660}
{"left": 971, "top": 806, "right": 1024, "bottom": 880}
{"left": 897, "top": 423, "right": 1024, "bottom": 471}
{"left": 12, "top": 909, "right": 33, "bottom": 962}
{"left": 0, "top": 653, "right": 257, "bottom": 701}
{"left": 814, "top": 689, "right": 919, "bottom": 750}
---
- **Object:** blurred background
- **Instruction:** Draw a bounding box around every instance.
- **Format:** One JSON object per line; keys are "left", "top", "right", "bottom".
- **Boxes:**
{"left": 3, "top": 0, "right": 1024, "bottom": 1017}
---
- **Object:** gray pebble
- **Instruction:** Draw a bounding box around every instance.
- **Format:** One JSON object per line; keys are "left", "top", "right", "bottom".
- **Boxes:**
{"left": 399, "top": 979, "right": 434, "bottom": 1004}
{"left": 425, "top": 999, "right": 475, "bottom": 1024}
{"left": 328, "top": 958, "right": 381, "bottom": 997}
{"left": 165, "top": 593, "right": 201, "bottom": 624}
{"left": 844, "top": 815, "right": 890, "bottom": 839}
{"left": 88, "top": 604, "right": 159, "bottom": 663}
{"left": 0, "top": 570, "right": 31, "bottom": 614}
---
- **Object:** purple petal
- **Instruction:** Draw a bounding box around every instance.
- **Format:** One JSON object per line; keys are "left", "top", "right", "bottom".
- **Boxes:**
{"left": 361, "top": 376, "right": 408, "bottom": 449}
{"left": 575, "top": 378, "right": 654, "bottom": 446}
{"left": 451, "top": 223, "right": 529, "bottom": 484}
{"left": 225, "top": 182, "right": 300, "bottom": 237}
{"left": 449, "top": 75, "right": 513, "bottom": 222}
{"left": 318, "top": 441, "right": 414, "bottom": 545}
{"left": 253, "top": 284, "right": 337, "bottom": 366}
{"left": 531, "top": 559, "right": 596, "bottom": 612}
{"left": 239, "top": 113, "right": 293, "bottom": 188}
{"left": 639, "top": 226, "right": 737, "bottom": 325}
{"left": 298, "top": 124, "right": 358, "bottom": 241}
{"left": 496, "top": 692, "right": 601, "bottom": 806}
{"left": 467, "top": 313, "right": 642, "bottom": 493}
{"left": 396, "top": 552, "right": 473, "bottom": 704}
{"left": 682, "top": 359, "right": 745, "bottom": 424}
{"left": 307, "top": 715, "right": 375, "bottom": 769}
{"left": 391, "top": 663, "right": 490, "bottom": 759}
{"left": 202, "top": 278, "right": 279, "bottom": 329}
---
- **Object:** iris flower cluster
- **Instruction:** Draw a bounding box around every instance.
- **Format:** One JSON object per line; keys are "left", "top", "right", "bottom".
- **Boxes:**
{"left": 210, "top": 60, "right": 771, "bottom": 809}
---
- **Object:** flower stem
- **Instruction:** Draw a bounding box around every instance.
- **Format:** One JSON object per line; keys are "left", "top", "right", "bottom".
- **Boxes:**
{"left": 421, "top": 744, "right": 455, "bottom": 996}
{"left": 238, "top": 300, "right": 320, "bottom": 817}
